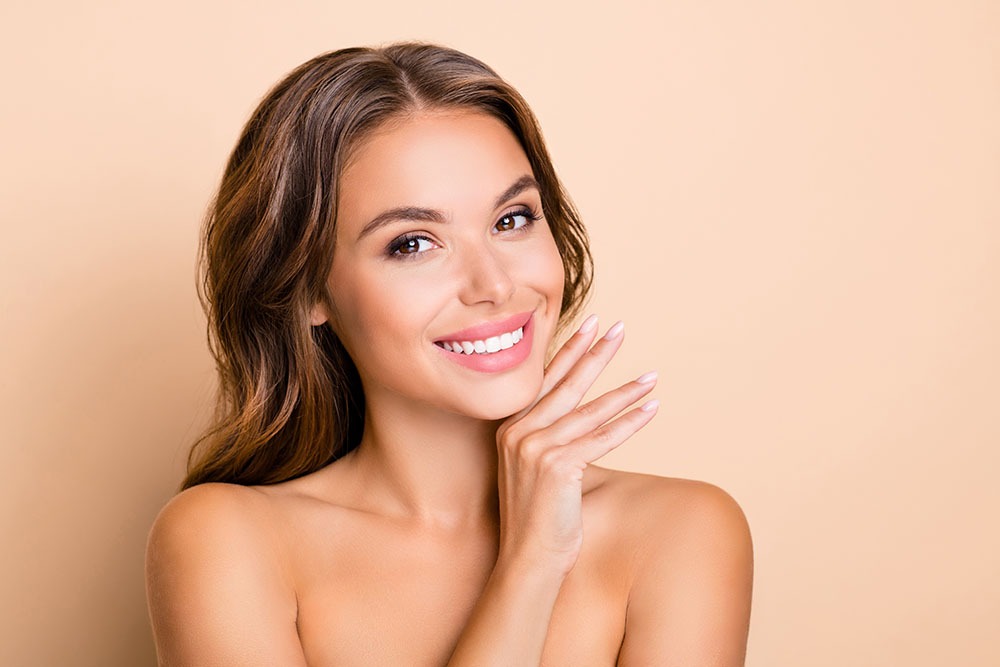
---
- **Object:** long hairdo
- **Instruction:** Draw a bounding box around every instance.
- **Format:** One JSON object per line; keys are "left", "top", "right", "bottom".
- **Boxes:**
{"left": 183, "top": 42, "right": 593, "bottom": 489}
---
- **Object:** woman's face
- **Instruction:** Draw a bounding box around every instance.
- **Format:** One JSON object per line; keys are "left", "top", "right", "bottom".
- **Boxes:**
{"left": 317, "top": 110, "right": 566, "bottom": 420}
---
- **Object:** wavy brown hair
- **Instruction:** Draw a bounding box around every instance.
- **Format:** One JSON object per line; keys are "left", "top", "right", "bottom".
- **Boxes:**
{"left": 183, "top": 42, "right": 593, "bottom": 489}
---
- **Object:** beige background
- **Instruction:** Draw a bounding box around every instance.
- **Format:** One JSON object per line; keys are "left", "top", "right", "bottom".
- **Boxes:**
{"left": 2, "top": 1, "right": 998, "bottom": 665}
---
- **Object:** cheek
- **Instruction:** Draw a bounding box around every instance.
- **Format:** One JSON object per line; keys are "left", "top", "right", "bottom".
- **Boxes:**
{"left": 550, "top": 246, "right": 567, "bottom": 299}
{"left": 507, "top": 233, "right": 566, "bottom": 349}
{"left": 325, "top": 265, "right": 390, "bottom": 354}
{"left": 328, "top": 266, "right": 441, "bottom": 359}
{"left": 532, "top": 233, "right": 567, "bottom": 303}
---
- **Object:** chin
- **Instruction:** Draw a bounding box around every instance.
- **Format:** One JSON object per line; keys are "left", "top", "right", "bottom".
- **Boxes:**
{"left": 451, "top": 371, "right": 543, "bottom": 421}
{"left": 476, "top": 396, "right": 536, "bottom": 421}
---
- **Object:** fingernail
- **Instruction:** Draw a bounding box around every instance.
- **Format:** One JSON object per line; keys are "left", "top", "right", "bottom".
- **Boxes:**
{"left": 577, "top": 314, "right": 598, "bottom": 335}
{"left": 603, "top": 320, "right": 624, "bottom": 340}
{"left": 640, "top": 399, "right": 659, "bottom": 412}
{"left": 636, "top": 371, "right": 658, "bottom": 384}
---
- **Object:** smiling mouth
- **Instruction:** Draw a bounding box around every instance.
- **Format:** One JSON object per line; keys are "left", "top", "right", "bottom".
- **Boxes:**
{"left": 435, "top": 325, "right": 526, "bottom": 355}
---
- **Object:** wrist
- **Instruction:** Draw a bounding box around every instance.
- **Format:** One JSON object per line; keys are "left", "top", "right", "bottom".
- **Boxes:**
{"left": 493, "top": 547, "right": 576, "bottom": 587}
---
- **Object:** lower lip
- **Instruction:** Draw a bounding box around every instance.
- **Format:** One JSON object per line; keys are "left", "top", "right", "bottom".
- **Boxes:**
{"left": 434, "top": 315, "right": 534, "bottom": 373}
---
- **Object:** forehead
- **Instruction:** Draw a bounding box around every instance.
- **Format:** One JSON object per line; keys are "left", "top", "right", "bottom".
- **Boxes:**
{"left": 337, "top": 110, "right": 534, "bottom": 230}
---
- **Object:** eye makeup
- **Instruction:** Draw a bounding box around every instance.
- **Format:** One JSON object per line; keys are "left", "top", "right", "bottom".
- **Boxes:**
{"left": 384, "top": 205, "right": 543, "bottom": 259}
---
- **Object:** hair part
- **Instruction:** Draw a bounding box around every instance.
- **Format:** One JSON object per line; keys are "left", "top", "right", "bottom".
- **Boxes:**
{"left": 183, "top": 41, "right": 593, "bottom": 489}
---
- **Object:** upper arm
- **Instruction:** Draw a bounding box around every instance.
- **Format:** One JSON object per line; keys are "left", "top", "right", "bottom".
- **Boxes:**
{"left": 145, "top": 483, "right": 307, "bottom": 667}
{"left": 617, "top": 480, "right": 754, "bottom": 667}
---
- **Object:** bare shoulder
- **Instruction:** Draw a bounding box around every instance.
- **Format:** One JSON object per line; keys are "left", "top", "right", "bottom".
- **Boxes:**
{"left": 149, "top": 482, "right": 273, "bottom": 537}
{"left": 145, "top": 483, "right": 305, "bottom": 665}
{"left": 587, "top": 465, "right": 751, "bottom": 547}
{"left": 146, "top": 482, "right": 286, "bottom": 574}
{"left": 588, "top": 466, "right": 754, "bottom": 665}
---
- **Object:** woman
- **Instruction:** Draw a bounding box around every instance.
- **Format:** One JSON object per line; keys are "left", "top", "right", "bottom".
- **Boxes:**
{"left": 146, "top": 42, "right": 753, "bottom": 665}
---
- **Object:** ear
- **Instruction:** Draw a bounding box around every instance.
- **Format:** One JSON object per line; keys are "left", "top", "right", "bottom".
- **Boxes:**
{"left": 309, "top": 302, "right": 329, "bottom": 327}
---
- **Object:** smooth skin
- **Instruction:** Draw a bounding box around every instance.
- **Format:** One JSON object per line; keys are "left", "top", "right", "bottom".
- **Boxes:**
{"left": 146, "top": 111, "right": 753, "bottom": 666}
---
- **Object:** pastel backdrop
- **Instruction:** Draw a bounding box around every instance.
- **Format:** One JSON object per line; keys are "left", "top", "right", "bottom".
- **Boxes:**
{"left": 1, "top": 1, "right": 997, "bottom": 665}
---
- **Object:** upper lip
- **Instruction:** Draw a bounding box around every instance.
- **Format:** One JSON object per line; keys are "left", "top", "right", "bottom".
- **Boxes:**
{"left": 434, "top": 311, "right": 532, "bottom": 343}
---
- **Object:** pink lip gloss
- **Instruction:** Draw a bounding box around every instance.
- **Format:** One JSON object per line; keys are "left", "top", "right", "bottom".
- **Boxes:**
{"left": 434, "top": 313, "right": 534, "bottom": 373}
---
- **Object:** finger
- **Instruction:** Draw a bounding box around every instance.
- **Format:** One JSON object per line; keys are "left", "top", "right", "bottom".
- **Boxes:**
{"left": 538, "top": 314, "right": 600, "bottom": 397}
{"left": 505, "top": 314, "right": 601, "bottom": 425}
{"left": 568, "top": 399, "right": 660, "bottom": 464}
{"left": 526, "top": 320, "right": 626, "bottom": 428}
{"left": 540, "top": 371, "right": 657, "bottom": 447}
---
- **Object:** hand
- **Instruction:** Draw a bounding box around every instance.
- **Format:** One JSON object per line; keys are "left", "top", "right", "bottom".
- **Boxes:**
{"left": 494, "top": 316, "right": 659, "bottom": 576}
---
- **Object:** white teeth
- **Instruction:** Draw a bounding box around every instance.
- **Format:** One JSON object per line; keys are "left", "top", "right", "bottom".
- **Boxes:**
{"left": 441, "top": 326, "right": 525, "bottom": 355}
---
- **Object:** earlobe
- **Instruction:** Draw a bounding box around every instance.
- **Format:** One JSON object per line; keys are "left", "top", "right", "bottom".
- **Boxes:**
{"left": 309, "top": 303, "right": 328, "bottom": 327}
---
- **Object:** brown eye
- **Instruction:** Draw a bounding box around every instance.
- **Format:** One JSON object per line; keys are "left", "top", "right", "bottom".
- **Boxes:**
{"left": 388, "top": 235, "right": 436, "bottom": 258}
{"left": 495, "top": 209, "right": 537, "bottom": 233}
{"left": 496, "top": 214, "right": 518, "bottom": 232}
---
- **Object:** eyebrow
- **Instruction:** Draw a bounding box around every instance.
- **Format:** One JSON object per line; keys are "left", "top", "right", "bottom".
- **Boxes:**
{"left": 355, "top": 174, "right": 541, "bottom": 242}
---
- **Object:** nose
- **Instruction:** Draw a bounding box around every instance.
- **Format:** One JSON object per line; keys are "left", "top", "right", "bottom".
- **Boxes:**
{"left": 456, "top": 243, "right": 515, "bottom": 306}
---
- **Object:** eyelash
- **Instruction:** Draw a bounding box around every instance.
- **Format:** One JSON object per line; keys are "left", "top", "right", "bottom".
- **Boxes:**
{"left": 385, "top": 206, "right": 542, "bottom": 259}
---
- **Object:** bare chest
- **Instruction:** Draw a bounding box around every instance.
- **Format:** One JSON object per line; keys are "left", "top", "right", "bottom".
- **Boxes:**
{"left": 287, "top": 517, "right": 629, "bottom": 666}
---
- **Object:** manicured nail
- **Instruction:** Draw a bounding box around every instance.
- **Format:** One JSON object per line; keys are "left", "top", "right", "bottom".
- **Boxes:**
{"left": 577, "top": 314, "right": 598, "bottom": 335}
{"left": 636, "top": 371, "right": 658, "bottom": 384}
{"left": 603, "top": 320, "right": 624, "bottom": 340}
{"left": 640, "top": 399, "right": 659, "bottom": 412}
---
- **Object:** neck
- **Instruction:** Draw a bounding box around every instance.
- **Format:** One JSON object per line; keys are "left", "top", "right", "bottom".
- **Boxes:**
{"left": 342, "top": 389, "right": 502, "bottom": 530}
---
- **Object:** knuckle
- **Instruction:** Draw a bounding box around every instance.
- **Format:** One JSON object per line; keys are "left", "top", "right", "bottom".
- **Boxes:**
{"left": 556, "top": 370, "right": 587, "bottom": 392}
{"left": 517, "top": 433, "right": 545, "bottom": 460}
{"left": 498, "top": 422, "right": 528, "bottom": 450}
{"left": 537, "top": 446, "right": 564, "bottom": 471}
{"left": 551, "top": 375, "right": 572, "bottom": 393}
{"left": 591, "top": 423, "right": 615, "bottom": 444}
